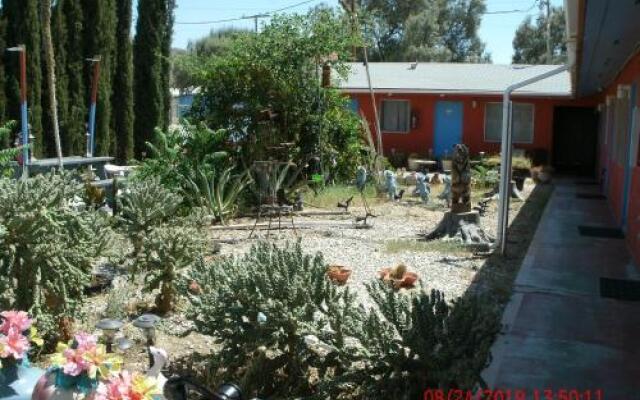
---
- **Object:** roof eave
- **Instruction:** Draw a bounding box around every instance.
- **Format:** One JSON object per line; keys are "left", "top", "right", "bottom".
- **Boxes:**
{"left": 339, "top": 88, "right": 573, "bottom": 98}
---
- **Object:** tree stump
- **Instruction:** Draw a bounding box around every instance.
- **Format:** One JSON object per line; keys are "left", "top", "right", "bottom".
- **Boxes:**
{"left": 424, "top": 211, "right": 494, "bottom": 250}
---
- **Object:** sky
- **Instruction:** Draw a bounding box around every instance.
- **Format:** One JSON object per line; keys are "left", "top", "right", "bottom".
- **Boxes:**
{"left": 164, "top": 0, "right": 564, "bottom": 64}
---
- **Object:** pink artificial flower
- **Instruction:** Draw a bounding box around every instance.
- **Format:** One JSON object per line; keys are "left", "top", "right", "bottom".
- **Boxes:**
{"left": 0, "top": 327, "right": 30, "bottom": 359}
{"left": 61, "top": 347, "right": 90, "bottom": 376}
{"left": 73, "top": 332, "right": 97, "bottom": 351}
{"left": 95, "top": 371, "right": 133, "bottom": 400}
{"left": 0, "top": 311, "right": 33, "bottom": 335}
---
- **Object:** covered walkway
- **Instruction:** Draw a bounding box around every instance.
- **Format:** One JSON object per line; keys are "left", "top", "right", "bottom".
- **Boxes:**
{"left": 483, "top": 180, "right": 640, "bottom": 399}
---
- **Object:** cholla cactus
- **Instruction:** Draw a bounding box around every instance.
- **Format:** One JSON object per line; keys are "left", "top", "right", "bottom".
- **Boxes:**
{"left": 186, "top": 241, "right": 364, "bottom": 398}
{"left": 0, "top": 173, "right": 113, "bottom": 339}
{"left": 336, "top": 282, "right": 501, "bottom": 398}
{"left": 118, "top": 178, "right": 182, "bottom": 255}
{"left": 138, "top": 223, "right": 205, "bottom": 313}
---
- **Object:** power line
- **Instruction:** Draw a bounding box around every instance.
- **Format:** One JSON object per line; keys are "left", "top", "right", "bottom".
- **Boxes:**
{"left": 484, "top": 1, "right": 537, "bottom": 15}
{"left": 175, "top": 0, "right": 321, "bottom": 25}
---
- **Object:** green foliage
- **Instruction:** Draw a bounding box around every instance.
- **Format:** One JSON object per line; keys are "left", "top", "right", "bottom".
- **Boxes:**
{"left": 113, "top": 0, "right": 135, "bottom": 162}
{"left": 0, "top": 173, "right": 113, "bottom": 340}
{"left": 361, "top": 0, "right": 489, "bottom": 62}
{"left": 117, "top": 178, "right": 182, "bottom": 255}
{"left": 0, "top": 121, "right": 20, "bottom": 176}
{"left": 134, "top": 0, "right": 174, "bottom": 157}
{"left": 186, "top": 9, "right": 365, "bottom": 180}
{"left": 4, "top": 0, "right": 43, "bottom": 157}
{"left": 185, "top": 166, "right": 252, "bottom": 225}
{"left": 187, "top": 241, "right": 364, "bottom": 398}
{"left": 471, "top": 164, "right": 499, "bottom": 189}
{"left": 329, "top": 282, "right": 501, "bottom": 398}
{"left": 138, "top": 223, "right": 205, "bottom": 314}
{"left": 513, "top": 6, "right": 566, "bottom": 64}
{"left": 135, "top": 124, "right": 229, "bottom": 187}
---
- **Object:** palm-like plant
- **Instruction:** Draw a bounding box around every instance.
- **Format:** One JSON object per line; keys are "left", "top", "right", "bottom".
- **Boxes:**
{"left": 185, "top": 166, "right": 252, "bottom": 225}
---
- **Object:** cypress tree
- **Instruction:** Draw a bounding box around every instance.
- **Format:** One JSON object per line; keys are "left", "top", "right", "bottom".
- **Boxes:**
{"left": 63, "top": 0, "right": 87, "bottom": 156}
{"left": 161, "top": 0, "right": 176, "bottom": 130}
{"left": 83, "top": 0, "right": 117, "bottom": 156}
{"left": 51, "top": 1, "right": 70, "bottom": 154}
{"left": 134, "top": 0, "right": 173, "bottom": 158}
{"left": 3, "top": 0, "right": 44, "bottom": 157}
{"left": 112, "top": 0, "right": 134, "bottom": 162}
{"left": 0, "top": 12, "right": 7, "bottom": 132}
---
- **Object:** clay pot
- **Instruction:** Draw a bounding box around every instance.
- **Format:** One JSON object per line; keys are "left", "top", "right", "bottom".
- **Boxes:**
{"left": 327, "top": 266, "right": 352, "bottom": 285}
{"left": 378, "top": 267, "right": 419, "bottom": 289}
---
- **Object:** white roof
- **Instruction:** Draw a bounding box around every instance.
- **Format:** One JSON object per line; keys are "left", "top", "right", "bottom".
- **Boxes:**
{"left": 339, "top": 62, "right": 572, "bottom": 97}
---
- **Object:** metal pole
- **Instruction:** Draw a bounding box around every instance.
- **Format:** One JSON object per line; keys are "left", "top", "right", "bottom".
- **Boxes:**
{"left": 19, "top": 47, "right": 28, "bottom": 175}
{"left": 496, "top": 64, "right": 570, "bottom": 255}
{"left": 86, "top": 56, "right": 101, "bottom": 158}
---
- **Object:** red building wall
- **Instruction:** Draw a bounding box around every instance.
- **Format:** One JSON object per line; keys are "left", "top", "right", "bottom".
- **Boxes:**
{"left": 600, "top": 52, "right": 640, "bottom": 264}
{"left": 349, "top": 92, "right": 595, "bottom": 159}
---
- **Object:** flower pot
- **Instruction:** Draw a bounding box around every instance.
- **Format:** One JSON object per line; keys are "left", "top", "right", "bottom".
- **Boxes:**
{"left": 327, "top": 266, "right": 352, "bottom": 285}
{"left": 378, "top": 267, "right": 419, "bottom": 289}
{"left": 0, "top": 362, "right": 44, "bottom": 400}
{"left": 31, "top": 370, "right": 95, "bottom": 400}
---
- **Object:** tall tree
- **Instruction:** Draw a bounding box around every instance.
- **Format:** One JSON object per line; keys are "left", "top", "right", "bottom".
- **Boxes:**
{"left": 41, "top": 0, "right": 63, "bottom": 167}
{"left": 436, "top": 0, "right": 488, "bottom": 62}
{"left": 134, "top": 0, "right": 174, "bottom": 157}
{"left": 512, "top": 6, "right": 566, "bottom": 64}
{"left": 112, "top": 0, "right": 134, "bottom": 162}
{"left": 0, "top": 12, "right": 7, "bottom": 134}
{"left": 161, "top": 0, "right": 176, "bottom": 131}
{"left": 52, "top": 0, "right": 86, "bottom": 156}
{"left": 83, "top": 0, "right": 117, "bottom": 156}
{"left": 3, "top": 0, "right": 44, "bottom": 157}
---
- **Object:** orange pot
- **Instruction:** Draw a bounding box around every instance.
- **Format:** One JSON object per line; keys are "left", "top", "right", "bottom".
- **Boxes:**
{"left": 378, "top": 268, "right": 419, "bottom": 289}
{"left": 327, "top": 266, "right": 352, "bottom": 285}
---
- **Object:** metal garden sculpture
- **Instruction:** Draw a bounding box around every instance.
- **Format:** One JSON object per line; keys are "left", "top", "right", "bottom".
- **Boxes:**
{"left": 415, "top": 173, "right": 430, "bottom": 204}
{"left": 384, "top": 170, "right": 397, "bottom": 200}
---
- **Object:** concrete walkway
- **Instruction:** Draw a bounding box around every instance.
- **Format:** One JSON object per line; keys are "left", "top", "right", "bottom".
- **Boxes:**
{"left": 482, "top": 180, "right": 640, "bottom": 400}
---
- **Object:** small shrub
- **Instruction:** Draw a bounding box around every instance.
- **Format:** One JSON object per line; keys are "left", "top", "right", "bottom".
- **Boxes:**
{"left": 327, "top": 282, "right": 501, "bottom": 398}
{"left": 0, "top": 173, "right": 113, "bottom": 342}
{"left": 117, "top": 178, "right": 182, "bottom": 255}
{"left": 186, "top": 241, "right": 364, "bottom": 398}
{"left": 471, "top": 165, "right": 499, "bottom": 189}
{"left": 138, "top": 223, "right": 205, "bottom": 314}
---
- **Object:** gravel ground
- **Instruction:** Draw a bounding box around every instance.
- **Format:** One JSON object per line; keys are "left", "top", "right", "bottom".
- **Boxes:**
{"left": 210, "top": 181, "right": 534, "bottom": 303}
{"left": 73, "top": 181, "right": 537, "bottom": 373}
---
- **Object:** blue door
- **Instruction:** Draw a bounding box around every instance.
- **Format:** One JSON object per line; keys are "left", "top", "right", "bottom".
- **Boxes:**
{"left": 622, "top": 84, "right": 637, "bottom": 230}
{"left": 434, "top": 101, "right": 463, "bottom": 158}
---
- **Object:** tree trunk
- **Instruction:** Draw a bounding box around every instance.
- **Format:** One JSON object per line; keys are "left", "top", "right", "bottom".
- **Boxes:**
{"left": 41, "top": 0, "right": 63, "bottom": 169}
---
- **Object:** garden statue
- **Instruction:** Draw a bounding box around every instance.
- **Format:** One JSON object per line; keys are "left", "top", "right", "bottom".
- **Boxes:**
{"left": 384, "top": 170, "right": 397, "bottom": 200}
{"left": 0, "top": 311, "right": 44, "bottom": 400}
{"left": 415, "top": 173, "right": 430, "bottom": 204}
{"left": 438, "top": 175, "right": 452, "bottom": 207}
{"left": 450, "top": 144, "right": 471, "bottom": 213}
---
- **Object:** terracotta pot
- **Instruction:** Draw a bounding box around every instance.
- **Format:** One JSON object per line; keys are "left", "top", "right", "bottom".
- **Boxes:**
{"left": 378, "top": 268, "right": 419, "bottom": 289}
{"left": 327, "top": 266, "right": 352, "bottom": 285}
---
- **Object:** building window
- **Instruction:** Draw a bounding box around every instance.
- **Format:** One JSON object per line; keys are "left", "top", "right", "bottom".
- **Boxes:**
{"left": 381, "top": 100, "right": 410, "bottom": 133}
{"left": 484, "top": 102, "right": 535, "bottom": 143}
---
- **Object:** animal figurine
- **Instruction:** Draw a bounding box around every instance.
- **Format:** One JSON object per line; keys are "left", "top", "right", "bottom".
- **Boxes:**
{"left": 383, "top": 170, "right": 397, "bottom": 200}
{"left": 438, "top": 175, "right": 452, "bottom": 207}
{"left": 148, "top": 346, "right": 168, "bottom": 390}
{"left": 337, "top": 196, "right": 354, "bottom": 212}
{"left": 415, "top": 173, "right": 430, "bottom": 203}
{"left": 394, "top": 189, "right": 405, "bottom": 201}
{"left": 450, "top": 144, "right": 471, "bottom": 213}
{"left": 356, "top": 166, "right": 367, "bottom": 193}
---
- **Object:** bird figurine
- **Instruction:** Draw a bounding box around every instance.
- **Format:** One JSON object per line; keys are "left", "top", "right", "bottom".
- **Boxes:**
{"left": 383, "top": 170, "right": 397, "bottom": 200}
{"left": 394, "top": 189, "right": 405, "bottom": 201}
{"left": 337, "top": 196, "right": 354, "bottom": 212}
{"left": 148, "top": 346, "right": 169, "bottom": 391}
{"left": 415, "top": 173, "right": 430, "bottom": 203}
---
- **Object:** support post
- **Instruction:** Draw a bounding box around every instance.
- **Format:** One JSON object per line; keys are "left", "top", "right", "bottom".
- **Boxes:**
{"left": 7, "top": 45, "right": 29, "bottom": 177}
{"left": 87, "top": 56, "right": 101, "bottom": 158}
{"left": 496, "top": 64, "right": 570, "bottom": 255}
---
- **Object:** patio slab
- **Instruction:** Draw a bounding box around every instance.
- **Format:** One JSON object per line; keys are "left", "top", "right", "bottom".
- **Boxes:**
{"left": 482, "top": 181, "right": 640, "bottom": 399}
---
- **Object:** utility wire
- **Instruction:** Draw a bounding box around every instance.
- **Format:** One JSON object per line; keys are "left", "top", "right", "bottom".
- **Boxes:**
{"left": 175, "top": 0, "right": 321, "bottom": 25}
{"left": 484, "top": 1, "right": 537, "bottom": 15}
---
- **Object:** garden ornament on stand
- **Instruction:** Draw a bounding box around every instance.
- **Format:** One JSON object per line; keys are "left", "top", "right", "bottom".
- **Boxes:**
{"left": 450, "top": 144, "right": 472, "bottom": 214}
{"left": 95, "top": 319, "right": 123, "bottom": 354}
{"left": 133, "top": 314, "right": 160, "bottom": 368}
{"left": 0, "top": 311, "right": 44, "bottom": 400}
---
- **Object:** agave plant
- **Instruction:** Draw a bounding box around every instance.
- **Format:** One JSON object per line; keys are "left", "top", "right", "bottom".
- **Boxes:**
{"left": 185, "top": 166, "right": 252, "bottom": 225}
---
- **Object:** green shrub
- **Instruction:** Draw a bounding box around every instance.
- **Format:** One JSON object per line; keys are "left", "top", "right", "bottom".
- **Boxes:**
{"left": 472, "top": 165, "right": 500, "bottom": 189}
{"left": 138, "top": 223, "right": 205, "bottom": 314}
{"left": 0, "top": 121, "right": 21, "bottom": 177}
{"left": 117, "top": 178, "right": 182, "bottom": 255}
{"left": 0, "top": 173, "right": 113, "bottom": 341}
{"left": 186, "top": 241, "right": 364, "bottom": 398}
{"left": 326, "top": 282, "right": 501, "bottom": 398}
